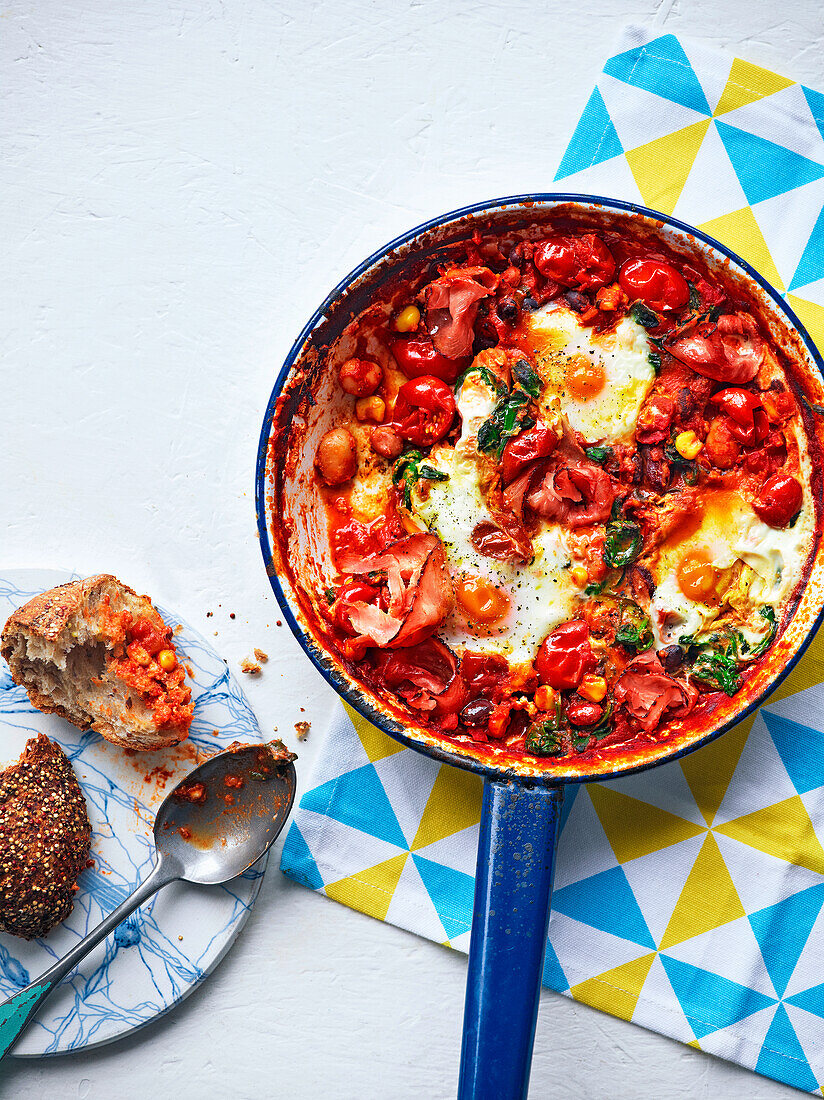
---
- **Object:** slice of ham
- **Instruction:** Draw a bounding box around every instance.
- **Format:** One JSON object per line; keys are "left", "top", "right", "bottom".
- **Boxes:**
{"left": 525, "top": 460, "right": 615, "bottom": 528}
{"left": 614, "top": 651, "right": 697, "bottom": 732}
{"left": 335, "top": 533, "right": 454, "bottom": 648}
{"left": 372, "top": 637, "right": 467, "bottom": 715}
{"left": 669, "top": 311, "right": 763, "bottom": 384}
{"left": 425, "top": 266, "right": 498, "bottom": 359}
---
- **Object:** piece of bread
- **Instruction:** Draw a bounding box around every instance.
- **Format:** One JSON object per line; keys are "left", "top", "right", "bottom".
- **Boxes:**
{"left": 0, "top": 734, "right": 92, "bottom": 939}
{"left": 1, "top": 575, "right": 193, "bottom": 750}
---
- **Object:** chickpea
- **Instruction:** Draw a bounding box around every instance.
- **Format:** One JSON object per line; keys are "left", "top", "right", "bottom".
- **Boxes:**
{"left": 338, "top": 357, "right": 382, "bottom": 397}
{"left": 315, "top": 427, "right": 358, "bottom": 486}
{"left": 705, "top": 417, "right": 741, "bottom": 469}
{"left": 355, "top": 396, "right": 385, "bottom": 423}
{"left": 370, "top": 425, "right": 403, "bottom": 460}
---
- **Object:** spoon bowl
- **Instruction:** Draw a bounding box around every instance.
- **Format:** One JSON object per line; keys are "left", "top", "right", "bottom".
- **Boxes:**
{"left": 156, "top": 740, "right": 297, "bottom": 884}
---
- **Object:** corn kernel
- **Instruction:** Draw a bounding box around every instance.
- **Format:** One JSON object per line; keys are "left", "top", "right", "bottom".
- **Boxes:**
{"left": 394, "top": 304, "right": 420, "bottom": 332}
{"left": 158, "top": 648, "right": 177, "bottom": 671}
{"left": 355, "top": 396, "right": 386, "bottom": 423}
{"left": 570, "top": 565, "right": 588, "bottom": 587}
{"left": 132, "top": 645, "right": 151, "bottom": 667}
{"left": 534, "top": 685, "right": 557, "bottom": 711}
{"left": 675, "top": 430, "right": 703, "bottom": 460}
{"left": 578, "top": 674, "right": 607, "bottom": 703}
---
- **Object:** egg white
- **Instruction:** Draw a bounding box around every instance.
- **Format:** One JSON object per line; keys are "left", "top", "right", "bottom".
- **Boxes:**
{"left": 409, "top": 375, "right": 581, "bottom": 664}
{"left": 526, "top": 302, "right": 655, "bottom": 443}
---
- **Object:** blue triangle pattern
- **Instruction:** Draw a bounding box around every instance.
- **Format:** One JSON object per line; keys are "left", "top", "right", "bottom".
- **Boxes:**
{"left": 280, "top": 822, "right": 325, "bottom": 891}
{"left": 762, "top": 710, "right": 824, "bottom": 794}
{"left": 542, "top": 939, "right": 568, "bottom": 993}
{"left": 748, "top": 884, "right": 824, "bottom": 997}
{"left": 787, "top": 981, "right": 824, "bottom": 1018}
{"left": 802, "top": 86, "right": 824, "bottom": 144}
{"left": 554, "top": 87, "right": 623, "bottom": 180}
{"left": 715, "top": 120, "right": 824, "bottom": 205}
{"left": 789, "top": 204, "right": 824, "bottom": 291}
{"left": 755, "top": 1004, "right": 819, "bottom": 1093}
{"left": 300, "top": 763, "right": 408, "bottom": 849}
{"left": 553, "top": 866, "right": 655, "bottom": 949}
{"left": 603, "top": 35, "right": 711, "bottom": 115}
{"left": 411, "top": 854, "right": 474, "bottom": 941}
{"left": 660, "top": 955, "right": 776, "bottom": 1040}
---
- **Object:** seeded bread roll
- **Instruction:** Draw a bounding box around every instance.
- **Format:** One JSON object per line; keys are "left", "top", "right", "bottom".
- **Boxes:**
{"left": 1, "top": 575, "right": 193, "bottom": 751}
{"left": 0, "top": 734, "right": 92, "bottom": 939}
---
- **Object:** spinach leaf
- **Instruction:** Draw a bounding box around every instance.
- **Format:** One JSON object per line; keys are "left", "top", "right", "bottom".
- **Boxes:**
{"left": 749, "top": 606, "right": 777, "bottom": 659}
{"left": 585, "top": 445, "right": 613, "bottom": 466}
{"left": 630, "top": 301, "right": 661, "bottom": 329}
{"left": 687, "top": 280, "right": 701, "bottom": 312}
{"left": 648, "top": 349, "right": 662, "bottom": 374}
{"left": 511, "top": 358, "right": 543, "bottom": 398}
{"left": 525, "top": 698, "right": 565, "bottom": 757}
{"left": 615, "top": 600, "right": 654, "bottom": 652}
{"left": 664, "top": 436, "right": 699, "bottom": 486}
{"left": 604, "top": 520, "right": 643, "bottom": 569}
{"left": 690, "top": 649, "right": 741, "bottom": 696}
{"left": 585, "top": 567, "right": 624, "bottom": 597}
{"left": 477, "top": 390, "right": 533, "bottom": 457}
{"left": 392, "top": 450, "right": 448, "bottom": 508}
{"left": 454, "top": 364, "right": 507, "bottom": 398}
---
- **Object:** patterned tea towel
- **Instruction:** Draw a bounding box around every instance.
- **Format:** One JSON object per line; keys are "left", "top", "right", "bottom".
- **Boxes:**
{"left": 282, "top": 26, "right": 824, "bottom": 1093}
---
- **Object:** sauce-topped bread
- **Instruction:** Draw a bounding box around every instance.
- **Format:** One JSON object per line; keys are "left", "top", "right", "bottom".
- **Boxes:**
{"left": 1, "top": 575, "right": 193, "bottom": 750}
{"left": 0, "top": 734, "right": 91, "bottom": 939}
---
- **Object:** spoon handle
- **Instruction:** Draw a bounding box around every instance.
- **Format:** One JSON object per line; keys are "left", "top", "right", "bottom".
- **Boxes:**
{"left": 0, "top": 857, "right": 178, "bottom": 1060}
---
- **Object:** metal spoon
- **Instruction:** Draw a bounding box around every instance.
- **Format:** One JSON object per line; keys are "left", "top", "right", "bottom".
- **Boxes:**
{"left": 0, "top": 740, "right": 296, "bottom": 1059}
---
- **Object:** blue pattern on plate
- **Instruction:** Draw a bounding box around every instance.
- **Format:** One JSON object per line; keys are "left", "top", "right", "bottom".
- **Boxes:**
{"left": 0, "top": 569, "right": 267, "bottom": 1056}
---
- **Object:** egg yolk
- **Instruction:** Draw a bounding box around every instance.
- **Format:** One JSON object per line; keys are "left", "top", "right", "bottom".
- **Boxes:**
{"left": 677, "top": 548, "right": 717, "bottom": 602}
{"left": 456, "top": 576, "right": 510, "bottom": 626}
{"left": 565, "top": 353, "right": 606, "bottom": 401}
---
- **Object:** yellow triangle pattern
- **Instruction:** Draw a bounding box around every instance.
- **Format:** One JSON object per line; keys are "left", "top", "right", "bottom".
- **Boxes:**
{"left": 324, "top": 852, "right": 409, "bottom": 921}
{"left": 714, "top": 58, "right": 795, "bottom": 116}
{"left": 588, "top": 786, "right": 704, "bottom": 863}
{"left": 680, "top": 715, "right": 754, "bottom": 826}
{"left": 698, "top": 207, "right": 785, "bottom": 292}
{"left": 688, "top": 1039, "right": 702, "bottom": 1050}
{"left": 344, "top": 702, "right": 405, "bottom": 762}
{"left": 411, "top": 763, "right": 482, "bottom": 851}
{"left": 715, "top": 795, "right": 824, "bottom": 874}
{"left": 787, "top": 296, "right": 824, "bottom": 362}
{"left": 659, "top": 834, "right": 746, "bottom": 949}
{"left": 570, "top": 953, "right": 656, "bottom": 1022}
{"left": 625, "top": 120, "right": 711, "bottom": 215}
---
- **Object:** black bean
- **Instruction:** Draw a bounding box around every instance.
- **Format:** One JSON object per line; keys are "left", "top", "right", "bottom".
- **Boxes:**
{"left": 659, "top": 645, "right": 684, "bottom": 673}
{"left": 460, "top": 698, "right": 495, "bottom": 727}
{"left": 497, "top": 296, "right": 519, "bottom": 323}
{"left": 564, "top": 290, "right": 590, "bottom": 313}
{"left": 522, "top": 295, "right": 539, "bottom": 312}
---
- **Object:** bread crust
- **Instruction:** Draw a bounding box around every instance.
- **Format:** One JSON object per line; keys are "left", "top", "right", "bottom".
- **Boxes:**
{"left": 1, "top": 576, "right": 192, "bottom": 751}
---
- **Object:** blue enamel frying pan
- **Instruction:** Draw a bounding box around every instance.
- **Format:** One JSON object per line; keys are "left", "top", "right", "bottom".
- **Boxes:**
{"left": 256, "top": 195, "right": 824, "bottom": 1098}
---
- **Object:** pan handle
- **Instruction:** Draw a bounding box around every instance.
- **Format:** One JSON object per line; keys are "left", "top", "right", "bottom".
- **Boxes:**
{"left": 457, "top": 779, "right": 564, "bottom": 1100}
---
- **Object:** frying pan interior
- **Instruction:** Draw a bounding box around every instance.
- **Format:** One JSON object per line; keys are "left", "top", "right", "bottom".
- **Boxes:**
{"left": 257, "top": 195, "right": 824, "bottom": 1098}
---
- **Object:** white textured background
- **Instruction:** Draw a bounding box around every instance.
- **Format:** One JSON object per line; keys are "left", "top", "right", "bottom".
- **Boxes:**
{"left": 3, "top": 1, "right": 824, "bottom": 1096}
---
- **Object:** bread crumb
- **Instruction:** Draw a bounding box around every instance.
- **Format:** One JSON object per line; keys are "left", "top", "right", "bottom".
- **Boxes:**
{"left": 276, "top": 620, "right": 282, "bottom": 627}
{"left": 254, "top": 648, "right": 269, "bottom": 663}
{"left": 240, "top": 658, "right": 261, "bottom": 675}
{"left": 230, "top": 612, "right": 236, "bottom": 620}
{"left": 178, "top": 935, "right": 183, "bottom": 941}
{"left": 206, "top": 611, "right": 213, "bottom": 618}
{"left": 295, "top": 721, "right": 311, "bottom": 741}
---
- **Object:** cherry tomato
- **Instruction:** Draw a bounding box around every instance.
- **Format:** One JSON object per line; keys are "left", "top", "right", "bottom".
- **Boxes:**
{"left": 460, "top": 652, "right": 508, "bottom": 698}
{"left": 501, "top": 423, "right": 558, "bottom": 484}
{"left": 534, "top": 235, "right": 616, "bottom": 291}
{"left": 618, "top": 258, "right": 690, "bottom": 311}
{"left": 713, "top": 388, "right": 768, "bottom": 445}
{"left": 535, "top": 620, "right": 596, "bottom": 690}
{"left": 753, "top": 472, "right": 803, "bottom": 528}
{"left": 392, "top": 376, "right": 456, "bottom": 446}
{"left": 392, "top": 336, "right": 468, "bottom": 383}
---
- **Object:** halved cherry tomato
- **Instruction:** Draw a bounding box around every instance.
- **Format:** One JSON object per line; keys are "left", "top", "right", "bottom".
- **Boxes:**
{"left": 534, "top": 235, "right": 616, "bottom": 291}
{"left": 392, "top": 376, "right": 456, "bottom": 446}
{"left": 501, "top": 423, "right": 559, "bottom": 484}
{"left": 392, "top": 337, "right": 469, "bottom": 383}
{"left": 618, "top": 258, "right": 689, "bottom": 311}
{"left": 713, "top": 388, "right": 768, "bottom": 445}
{"left": 535, "top": 620, "right": 596, "bottom": 690}
{"left": 753, "top": 472, "right": 803, "bottom": 528}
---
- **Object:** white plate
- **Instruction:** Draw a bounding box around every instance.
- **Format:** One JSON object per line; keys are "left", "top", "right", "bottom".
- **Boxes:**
{"left": 0, "top": 568, "right": 267, "bottom": 1056}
